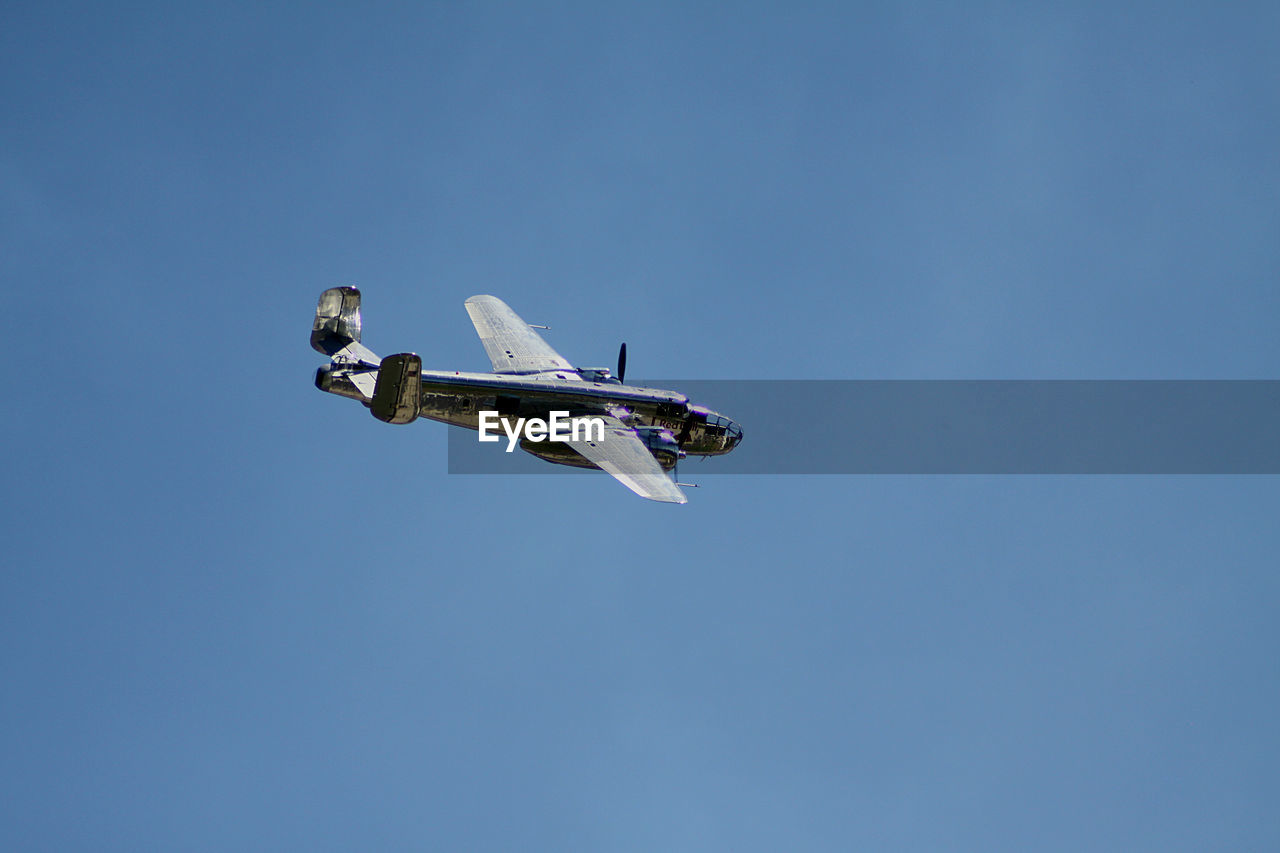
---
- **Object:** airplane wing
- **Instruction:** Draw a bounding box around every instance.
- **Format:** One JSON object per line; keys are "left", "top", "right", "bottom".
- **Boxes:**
{"left": 570, "top": 416, "right": 688, "bottom": 504}
{"left": 464, "top": 295, "right": 578, "bottom": 376}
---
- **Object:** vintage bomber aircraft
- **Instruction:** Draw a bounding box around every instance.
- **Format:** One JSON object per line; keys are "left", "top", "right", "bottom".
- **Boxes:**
{"left": 311, "top": 288, "right": 742, "bottom": 503}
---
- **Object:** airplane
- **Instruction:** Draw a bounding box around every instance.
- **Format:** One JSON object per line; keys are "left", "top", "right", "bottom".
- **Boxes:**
{"left": 310, "top": 288, "right": 743, "bottom": 503}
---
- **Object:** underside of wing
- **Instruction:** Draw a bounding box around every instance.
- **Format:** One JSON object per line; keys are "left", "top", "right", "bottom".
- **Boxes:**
{"left": 570, "top": 417, "right": 688, "bottom": 504}
{"left": 464, "top": 295, "right": 578, "bottom": 375}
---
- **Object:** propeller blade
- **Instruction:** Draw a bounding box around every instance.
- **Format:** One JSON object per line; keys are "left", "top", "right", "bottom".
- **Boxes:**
{"left": 617, "top": 342, "right": 627, "bottom": 384}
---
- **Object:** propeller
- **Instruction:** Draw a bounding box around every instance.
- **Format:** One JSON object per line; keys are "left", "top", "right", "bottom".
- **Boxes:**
{"left": 616, "top": 342, "right": 627, "bottom": 384}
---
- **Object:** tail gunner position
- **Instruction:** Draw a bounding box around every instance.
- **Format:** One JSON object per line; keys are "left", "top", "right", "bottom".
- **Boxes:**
{"left": 311, "top": 288, "right": 742, "bottom": 503}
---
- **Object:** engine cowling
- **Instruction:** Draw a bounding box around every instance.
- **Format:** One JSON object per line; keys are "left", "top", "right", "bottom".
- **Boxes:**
{"left": 576, "top": 367, "right": 621, "bottom": 384}
{"left": 633, "top": 427, "right": 685, "bottom": 471}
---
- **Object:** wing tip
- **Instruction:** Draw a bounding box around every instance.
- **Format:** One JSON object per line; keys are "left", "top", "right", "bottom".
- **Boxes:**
{"left": 636, "top": 483, "right": 689, "bottom": 504}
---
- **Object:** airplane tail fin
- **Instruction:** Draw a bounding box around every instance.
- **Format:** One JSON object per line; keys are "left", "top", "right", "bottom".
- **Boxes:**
{"left": 311, "top": 287, "right": 381, "bottom": 401}
{"left": 311, "top": 286, "right": 364, "bottom": 355}
{"left": 371, "top": 353, "right": 423, "bottom": 424}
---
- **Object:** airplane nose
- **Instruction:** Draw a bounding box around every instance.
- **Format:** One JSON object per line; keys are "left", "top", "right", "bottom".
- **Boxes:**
{"left": 725, "top": 419, "right": 743, "bottom": 450}
{"left": 688, "top": 406, "right": 743, "bottom": 453}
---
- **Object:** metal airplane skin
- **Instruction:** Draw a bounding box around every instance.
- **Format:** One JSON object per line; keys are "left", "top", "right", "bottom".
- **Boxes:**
{"left": 311, "top": 288, "right": 742, "bottom": 503}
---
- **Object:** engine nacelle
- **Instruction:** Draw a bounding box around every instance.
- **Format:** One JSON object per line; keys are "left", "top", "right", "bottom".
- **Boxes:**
{"left": 576, "top": 367, "right": 621, "bottom": 384}
{"left": 634, "top": 427, "right": 685, "bottom": 471}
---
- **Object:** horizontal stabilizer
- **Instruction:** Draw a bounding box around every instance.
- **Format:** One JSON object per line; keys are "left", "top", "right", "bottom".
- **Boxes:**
{"left": 371, "top": 353, "right": 422, "bottom": 424}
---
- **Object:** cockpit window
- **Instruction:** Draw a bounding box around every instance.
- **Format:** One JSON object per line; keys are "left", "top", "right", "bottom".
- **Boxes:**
{"left": 688, "top": 407, "right": 741, "bottom": 447}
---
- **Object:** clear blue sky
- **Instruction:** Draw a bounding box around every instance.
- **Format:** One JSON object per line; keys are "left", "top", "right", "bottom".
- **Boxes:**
{"left": 3, "top": 2, "right": 1278, "bottom": 850}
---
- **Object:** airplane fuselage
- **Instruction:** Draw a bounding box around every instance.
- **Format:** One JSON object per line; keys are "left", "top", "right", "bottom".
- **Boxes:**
{"left": 315, "top": 366, "right": 743, "bottom": 457}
